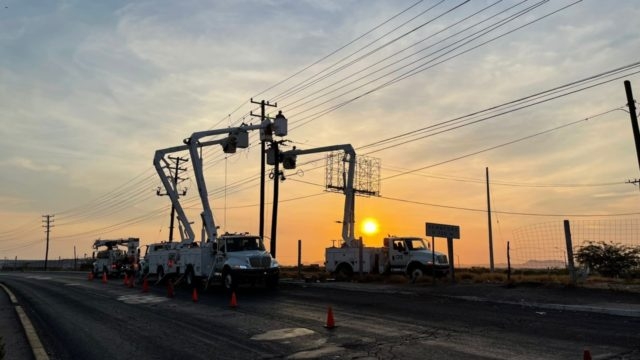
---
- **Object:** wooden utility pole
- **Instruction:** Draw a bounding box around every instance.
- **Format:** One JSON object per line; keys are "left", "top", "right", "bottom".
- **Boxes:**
{"left": 168, "top": 156, "right": 188, "bottom": 242}
{"left": 624, "top": 81, "right": 640, "bottom": 173}
{"left": 42, "top": 214, "right": 54, "bottom": 270}
{"left": 563, "top": 220, "right": 577, "bottom": 286}
{"left": 486, "top": 167, "right": 494, "bottom": 272}
{"left": 156, "top": 156, "right": 188, "bottom": 242}
{"left": 250, "top": 99, "right": 277, "bottom": 241}
{"left": 270, "top": 139, "right": 281, "bottom": 258}
{"left": 297, "top": 239, "right": 302, "bottom": 279}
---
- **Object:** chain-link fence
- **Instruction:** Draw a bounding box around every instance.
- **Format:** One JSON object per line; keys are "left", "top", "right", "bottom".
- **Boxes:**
{"left": 511, "top": 218, "right": 640, "bottom": 269}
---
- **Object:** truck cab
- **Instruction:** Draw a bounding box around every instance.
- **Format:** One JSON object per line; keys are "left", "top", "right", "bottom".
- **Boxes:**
{"left": 213, "top": 233, "right": 279, "bottom": 290}
{"left": 384, "top": 236, "right": 449, "bottom": 279}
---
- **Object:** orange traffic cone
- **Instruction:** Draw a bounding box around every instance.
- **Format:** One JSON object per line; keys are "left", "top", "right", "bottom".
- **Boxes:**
{"left": 192, "top": 288, "right": 199, "bottom": 303}
{"left": 167, "top": 280, "right": 174, "bottom": 298}
{"left": 102, "top": 272, "right": 107, "bottom": 284}
{"left": 123, "top": 273, "right": 129, "bottom": 286}
{"left": 88, "top": 272, "right": 94, "bottom": 281}
{"left": 324, "top": 306, "right": 336, "bottom": 329}
{"left": 142, "top": 278, "right": 149, "bottom": 293}
{"left": 229, "top": 291, "right": 238, "bottom": 308}
{"left": 583, "top": 350, "right": 592, "bottom": 360}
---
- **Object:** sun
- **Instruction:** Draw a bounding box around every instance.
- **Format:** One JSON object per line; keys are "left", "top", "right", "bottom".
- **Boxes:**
{"left": 361, "top": 218, "right": 379, "bottom": 236}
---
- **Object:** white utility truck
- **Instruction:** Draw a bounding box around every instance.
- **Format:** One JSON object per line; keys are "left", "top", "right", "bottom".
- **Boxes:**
{"left": 325, "top": 236, "right": 450, "bottom": 280}
{"left": 286, "top": 144, "right": 449, "bottom": 281}
{"left": 146, "top": 121, "right": 282, "bottom": 289}
{"left": 92, "top": 238, "right": 139, "bottom": 278}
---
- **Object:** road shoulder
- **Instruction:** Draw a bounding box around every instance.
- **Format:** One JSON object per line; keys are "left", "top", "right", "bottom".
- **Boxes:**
{"left": 0, "top": 281, "right": 40, "bottom": 360}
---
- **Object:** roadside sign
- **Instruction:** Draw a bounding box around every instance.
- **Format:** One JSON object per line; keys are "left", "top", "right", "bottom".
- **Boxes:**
{"left": 425, "top": 222, "right": 460, "bottom": 239}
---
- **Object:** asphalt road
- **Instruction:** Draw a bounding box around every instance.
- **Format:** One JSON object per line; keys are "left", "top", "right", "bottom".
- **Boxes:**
{"left": 1, "top": 272, "right": 639, "bottom": 359}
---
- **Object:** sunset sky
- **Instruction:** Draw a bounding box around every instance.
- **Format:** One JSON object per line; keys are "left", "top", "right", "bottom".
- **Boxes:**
{"left": 2, "top": 0, "right": 640, "bottom": 267}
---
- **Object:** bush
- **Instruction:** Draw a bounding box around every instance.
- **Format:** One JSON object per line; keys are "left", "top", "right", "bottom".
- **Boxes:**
{"left": 575, "top": 241, "right": 640, "bottom": 278}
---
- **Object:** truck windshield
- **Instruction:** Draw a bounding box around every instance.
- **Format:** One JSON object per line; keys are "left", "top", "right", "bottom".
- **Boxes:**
{"left": 223, "top": 237, "right": 264, "bottom": 252}
{"left": 406, "top": 239, "right": 427, "bottom": 250}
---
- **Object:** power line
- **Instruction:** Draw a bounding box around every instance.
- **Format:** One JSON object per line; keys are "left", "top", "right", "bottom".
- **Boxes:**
{"left": 280, "top": 0, "right": 521, "bottom": 112}
{"left": 255, "top": 0, "right": 427, "bottom": 100}
{"left": 381, "top": 106, "right": 628, "bottom": 181}
{"left": 19, "top": 1, "right": 634, "bottom": 242}
{"left": 360, "top": 68, "right": 640, "bottom": 156}
{"left": 381, "top": 166, "right": 626, "bottom": 188}
{"left": 378, "top": 195, "right": 640, "bottom": 217}
{"left": 276, "top": 0, "right": 467, "bottom": 103}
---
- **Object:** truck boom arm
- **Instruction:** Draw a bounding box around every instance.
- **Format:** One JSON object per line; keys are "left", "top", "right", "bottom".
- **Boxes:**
{"left": 92, "top": 237, "right": 140, "bottom": 248}
{"left": 282, "top": 144, "right": 356, "bottom": 246}
{"left": 185, "top": 124, "right": 263, "bottom": 244}
{"left": 154, "top": 139, "right": 227, "bottom": 244}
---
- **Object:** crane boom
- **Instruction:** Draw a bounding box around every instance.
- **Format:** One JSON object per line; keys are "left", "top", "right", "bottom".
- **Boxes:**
{"left": 154, "top": 139, "right": 228, "bottom": 244}
{"left": 185, "top": 123, "right": 263, "bottom": 243}
{"left": 281, "top": 144, "right": 356, "bottom": 246}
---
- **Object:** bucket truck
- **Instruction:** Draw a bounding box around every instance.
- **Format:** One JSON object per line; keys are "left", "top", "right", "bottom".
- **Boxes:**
{"left": 182, "top": 121, "right": 281, "bottom": 290}
{"left": 92, "top": 238, "right": 139, "bottom": 278}
{"left": 278, "top": 145, "right": 449, "bottom": 281}
{"left": 148, "top": 120, "right": 281, "bottom": 289}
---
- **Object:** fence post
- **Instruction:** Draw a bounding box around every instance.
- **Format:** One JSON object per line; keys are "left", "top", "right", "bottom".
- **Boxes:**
{"left": 358, "top": 238, "right": 363, "bottom": 276}
{"left": 297, "top": 239, "right": 302, "bottom": 279}
{"left": 507, "top": 241, "right": 511, "bottom": 284}
{"left": 563, "top": 220, "right": 577, "bottom": 286}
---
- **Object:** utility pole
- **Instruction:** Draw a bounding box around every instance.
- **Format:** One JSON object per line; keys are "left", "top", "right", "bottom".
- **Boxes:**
{"left": 157, "top": 156, "right": 188, "bottom": 242}
{"left": 42, "top": 214, "right": 54, "bottom": 271}
{"left": 270, "top": 140, "right": 281, "bottom": 258}
{"left": 268, "top": 111, "right": 288, "bottom": 259}
{"left": 486, "top": 167, "right": 494, "bottom": 272}
{"left": 624, "top": 81, "right": 640, "bottom": 187}
{"left": 250, "top": 99, "right": 277, "bottom": 241}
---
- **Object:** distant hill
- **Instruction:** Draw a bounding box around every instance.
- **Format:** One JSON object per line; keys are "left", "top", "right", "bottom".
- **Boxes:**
{"left": 514, "top": 259, "right": 566, "bottom": 269}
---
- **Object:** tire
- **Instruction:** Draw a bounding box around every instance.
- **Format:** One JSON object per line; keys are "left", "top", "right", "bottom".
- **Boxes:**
{"left": 335, "top": 264, "right": 353, "bottom": 281}
{"left": 222, "top": 268, "right": 236, "bottom": 291}
{"left": 408, "top": 264, "right": 425, "bottom": 282}
{"left": 102, "top": 266, "right": 109, "bottom": 278}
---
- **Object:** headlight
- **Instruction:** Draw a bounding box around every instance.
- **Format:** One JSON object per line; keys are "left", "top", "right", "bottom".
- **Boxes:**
{"left": 232, "top": 265, "right": 248, "bottom": 270}
{"left": 271, "top": 259, "right": 279, "bottom": 268}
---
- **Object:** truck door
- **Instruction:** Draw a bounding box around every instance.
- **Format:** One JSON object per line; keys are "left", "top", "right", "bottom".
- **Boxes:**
{"left": 389, "top": 239, "right": 407, "bottom": 268}
{"left": 214, "top": 240, "right": 226, "bottom": 273}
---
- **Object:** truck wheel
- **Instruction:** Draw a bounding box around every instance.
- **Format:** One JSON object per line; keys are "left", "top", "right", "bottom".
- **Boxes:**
{"left": 335, "top": 264, "right": 353, "bottom": 281}
{"left": 102, "top": 266, "right": 109, "bottom": 278}
{"left": 222, "top": 269, "right": 236, "bottom": 291}
{"left": 408, "top": 264, "right": 425, "bottom": 282}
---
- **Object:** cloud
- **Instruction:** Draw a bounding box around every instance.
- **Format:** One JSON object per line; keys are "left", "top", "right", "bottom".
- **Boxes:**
{"left": 2, "top": 0, "right": 640, "bottom": 264}
{"left": 4, "top": 157, "right": 63, "bottom": 173}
